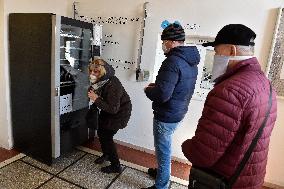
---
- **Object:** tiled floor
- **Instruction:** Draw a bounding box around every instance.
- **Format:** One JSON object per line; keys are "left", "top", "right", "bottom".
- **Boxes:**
{"left": 83, "top": 138, "right": 190, "bottom": 181}
{"left": 0, "top": 149, "right": 186, "bottom": 189}
{"left": 0, "top": 144, "right": 273, "bottom": 189}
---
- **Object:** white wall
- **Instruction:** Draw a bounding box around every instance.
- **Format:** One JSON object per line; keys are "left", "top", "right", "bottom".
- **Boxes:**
{"left": 0, "top": 0, "right": 9, "bottom": 149}
{"left": 1, "top": 0, "right": 283, "bottom": 186}
{"left": 71, "top": 0, "right": 207, "bottom": 160}
{"left": 68, "top": 0, "right": 284, "bottom": 186}
{"left": 266, "top": 99, "right": 284, "bottom": 186}
{"left": 0, "top": 0, "right": 69, "bottom": 149}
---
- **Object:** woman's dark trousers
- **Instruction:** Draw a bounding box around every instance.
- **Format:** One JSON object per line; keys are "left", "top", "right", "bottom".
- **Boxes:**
{"left": 97, "top": 127, "right": 120, "bottom": 167}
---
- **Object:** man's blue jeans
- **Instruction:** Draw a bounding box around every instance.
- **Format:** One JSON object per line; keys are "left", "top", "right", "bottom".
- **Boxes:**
{"left": 153, "top": 118, "right": 180, "bottom": 189}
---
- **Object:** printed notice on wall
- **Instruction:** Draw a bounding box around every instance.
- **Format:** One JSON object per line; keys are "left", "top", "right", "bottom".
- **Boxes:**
{"left": 280, "top": 62, "right": 284, "bottom": 79}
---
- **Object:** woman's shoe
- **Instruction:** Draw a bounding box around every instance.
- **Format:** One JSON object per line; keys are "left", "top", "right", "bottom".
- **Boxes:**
{"left": 94, "top": 154, "right": 109, "bottom": 164}
{"left": 101, "top": 164, "right": 122, "bottom": 174}
{"left": 141, "top": 185, "right": 157, "bottom": 189}
{"left": 147, "top": 168, "right": 157, "bottom": 179}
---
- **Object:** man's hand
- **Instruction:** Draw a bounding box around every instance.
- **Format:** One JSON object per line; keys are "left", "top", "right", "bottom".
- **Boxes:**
{"left": 148, "top": 83, "right": 155, "bottom": 87}
{"left": 144, "top": 83, "right": 156, "bottom": 92}
{"left": 88, "top": 90, "right": 99, "bottom": 101}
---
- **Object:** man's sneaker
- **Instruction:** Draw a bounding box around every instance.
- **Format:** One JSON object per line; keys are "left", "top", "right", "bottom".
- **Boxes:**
{"left": 141, "top": 185, "right": 157, "bottom": 189}
{"left": 94, "top": 155, "right": 109, "bottom": 164}
{"left": 101, "top": 164, "right": 122, "bottom": 174}
{"left": 147, "top": 168, "right": 157, "bottom": 179}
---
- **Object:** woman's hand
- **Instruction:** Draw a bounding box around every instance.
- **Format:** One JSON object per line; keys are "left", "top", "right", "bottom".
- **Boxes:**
{"left": 88, "top": 90, "right": 99, "bottom": 101}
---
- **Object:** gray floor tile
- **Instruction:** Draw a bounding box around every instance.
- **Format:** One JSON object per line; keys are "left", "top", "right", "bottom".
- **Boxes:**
{"left": 109, "top": 167, "right": 155, "bottom": 189}
{"left": 22, "top": 150, "right": 86, "bottom": 174}
{"left": 0, "top": 161, "right": 52, "bottom": 189}
{"left": 170, "top": 182, "right": 187, "bottom": 189}
{"left": 58, "top": 154, "right": 121, "bottom": 189}
{"left": 39, "top": 177, "right": 81, "bottom": 189}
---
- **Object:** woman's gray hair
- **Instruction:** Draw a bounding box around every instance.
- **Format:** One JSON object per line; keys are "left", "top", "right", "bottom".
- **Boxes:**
{"left": 236, "top": 45, "right": 254, "bottom": 56}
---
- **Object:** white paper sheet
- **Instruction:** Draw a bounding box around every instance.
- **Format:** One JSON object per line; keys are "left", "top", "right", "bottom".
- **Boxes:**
{"left": 60, "top": 94, "right": 73, "bottom": 115}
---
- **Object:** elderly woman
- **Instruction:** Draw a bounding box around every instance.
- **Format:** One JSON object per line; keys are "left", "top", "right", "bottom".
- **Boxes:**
{"left": 87, "top": 59, "right": 132, "bottom": 173}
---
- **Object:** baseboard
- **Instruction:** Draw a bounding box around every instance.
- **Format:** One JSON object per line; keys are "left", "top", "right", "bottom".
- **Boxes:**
{"left": 264, "top": 182, "right": 284, "bottom": 189}
{"left": 113, "top": 138, "right": 191, "bottom": 165}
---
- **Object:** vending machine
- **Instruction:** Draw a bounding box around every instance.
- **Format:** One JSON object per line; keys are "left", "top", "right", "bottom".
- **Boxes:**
{"left": 9, "top": 13, "right": 99, "bottom": 165}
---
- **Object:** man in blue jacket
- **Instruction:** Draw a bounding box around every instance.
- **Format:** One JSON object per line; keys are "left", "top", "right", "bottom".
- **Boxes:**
{"left": 143, "top": 23, "right": 200, "bottom": 189}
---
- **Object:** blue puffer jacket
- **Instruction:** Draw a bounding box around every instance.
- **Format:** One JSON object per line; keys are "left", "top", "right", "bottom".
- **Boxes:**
{"left": 145, "top": 46, "right": 200, "bottom": 123}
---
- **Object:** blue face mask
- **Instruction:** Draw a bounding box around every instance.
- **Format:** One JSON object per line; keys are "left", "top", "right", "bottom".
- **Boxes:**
{"left": 211, "top": 55, "right": 253, "bottom": 82}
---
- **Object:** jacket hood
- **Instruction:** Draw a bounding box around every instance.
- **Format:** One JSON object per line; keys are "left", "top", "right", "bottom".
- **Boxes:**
{"left": 99, "top": 61, "right": 115, "bottom": 81}
{"left": 166, "top": 46, "right": 200, "bottom": 66}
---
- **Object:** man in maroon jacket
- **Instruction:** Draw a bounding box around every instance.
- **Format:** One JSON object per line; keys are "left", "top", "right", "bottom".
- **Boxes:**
{"left": 182, "top": 24, "right": 277, "bottom": 189}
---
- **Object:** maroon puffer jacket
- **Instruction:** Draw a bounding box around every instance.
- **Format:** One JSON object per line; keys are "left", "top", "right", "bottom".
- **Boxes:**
{"left": 182, "top": 58, "right": 277, "bottom": 189}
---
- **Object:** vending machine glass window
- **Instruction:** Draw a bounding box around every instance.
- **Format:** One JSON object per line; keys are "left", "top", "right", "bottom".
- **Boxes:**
{"left": 58, "top": 18, "right": 94, "bottom": 155}
{"left": 59, "top": 24, "right": 92, "bottom": 113}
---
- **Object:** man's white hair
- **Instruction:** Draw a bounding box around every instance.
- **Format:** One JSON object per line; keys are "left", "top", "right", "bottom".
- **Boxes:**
{"left": 236, "top": 45, "right": 254, "bottom": 56}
